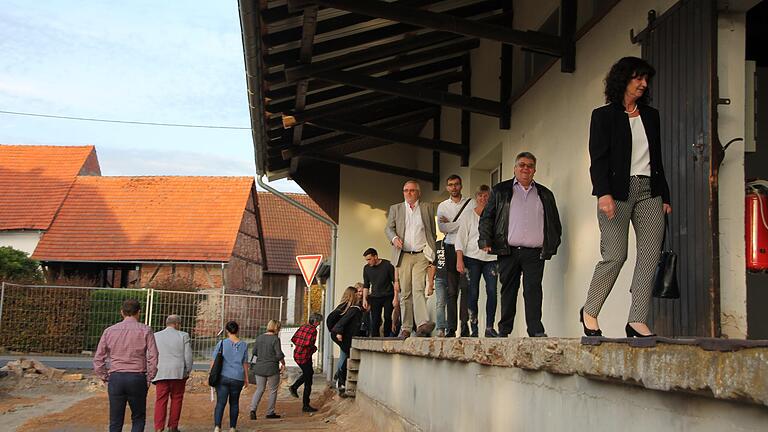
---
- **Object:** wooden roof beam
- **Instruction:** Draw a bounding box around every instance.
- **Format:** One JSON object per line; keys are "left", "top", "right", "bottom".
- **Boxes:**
{"left": 306, "top": 117, "right": 466, "bottom": 155}
{"left": 300, "top": 152, "right": 434, "bottom": 183}
{"left": 287, "top": 0, "right": 562, "bottom": 56}
{"left": 311, "top": 69, "right": 502, "bottom": 117}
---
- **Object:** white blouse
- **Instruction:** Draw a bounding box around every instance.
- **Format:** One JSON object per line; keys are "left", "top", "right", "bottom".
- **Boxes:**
{"left": 629, "top": 115, "right": 651, "bottom": 177}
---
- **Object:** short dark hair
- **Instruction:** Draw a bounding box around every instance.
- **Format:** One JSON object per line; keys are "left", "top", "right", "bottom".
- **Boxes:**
{"left": 446, "top": 174, "right": 462, "bottom": 184}
{"left": 363, "top": 248, "right": 378, "bottom": 257}
{"left": 225, "top": 320, "right": 239, "bottom": 335}
{"left": 121, "top": 299, "right": 140, "bottom": 316}
{"left": 516, "top": 152, "right": 537, "bottom": 165}
{"left": 604, "top": 56, "right": 656, "bottom": 105}
{"left": 309, "top": 313, "right": 323, "bottom": 325}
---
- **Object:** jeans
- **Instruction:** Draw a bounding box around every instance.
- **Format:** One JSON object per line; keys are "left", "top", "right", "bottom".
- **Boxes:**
{"left": 465, "top": 257, "right": 498, "bottom": 330}
{"left": 291, "top": 361, "right": 314, "bottom": 407}
{"left": 214, "top": 376, "right": 244, "bottom": 428}
{"left": 250, "top": 374, "right": 279, "bottom": 415}
{"left": 108, "top": 372, "right": 148, "bottom": 432}
{"left": 337, "top": 350, "right": 348, "bottom": 387}
{"left": 434, "top": 275, "right": 448, "bottom": 331}
{"left": 154, "top": 378, "right": 186, "bottom": 430}
{"left": 368, "top": 294, "right": 394, "bottom": 337}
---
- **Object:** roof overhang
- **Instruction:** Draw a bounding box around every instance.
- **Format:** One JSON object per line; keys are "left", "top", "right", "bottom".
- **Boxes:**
{"left": 238, "top": 0, "right": 578, "bottom": 190}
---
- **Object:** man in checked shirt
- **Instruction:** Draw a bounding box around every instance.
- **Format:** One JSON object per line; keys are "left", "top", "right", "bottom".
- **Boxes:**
{"left": 288, "top": 313, "right": 323, "bottom": 413}
{"left": 94, "top": 299, "right": 159, "bottom": 432}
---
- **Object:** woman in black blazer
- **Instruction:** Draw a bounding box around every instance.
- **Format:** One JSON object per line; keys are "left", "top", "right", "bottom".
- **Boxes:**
{"left": 580, "top": 57, "right": 672, "bottom": 338}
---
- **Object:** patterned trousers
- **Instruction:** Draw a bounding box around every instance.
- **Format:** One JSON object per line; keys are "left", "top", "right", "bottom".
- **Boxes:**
{"left": 584, "top": 176, "right": 665, "bottom": 323}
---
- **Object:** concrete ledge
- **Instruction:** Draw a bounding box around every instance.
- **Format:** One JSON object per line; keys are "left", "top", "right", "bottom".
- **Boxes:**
{"left": 351, "top": 337, "right": 768, "bottom": 407}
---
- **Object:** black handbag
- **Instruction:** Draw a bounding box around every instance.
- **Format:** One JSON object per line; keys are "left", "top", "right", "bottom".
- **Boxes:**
{"left": 653, "top": 216, "right": 680, "bottom": 299}
{"left": 208, "top": 341, "right": 224, "bottom": 387}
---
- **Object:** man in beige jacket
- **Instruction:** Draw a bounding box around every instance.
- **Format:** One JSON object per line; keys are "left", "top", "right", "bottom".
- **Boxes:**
{"left": 385, "top": 180, "right": 437, "bottom": 338}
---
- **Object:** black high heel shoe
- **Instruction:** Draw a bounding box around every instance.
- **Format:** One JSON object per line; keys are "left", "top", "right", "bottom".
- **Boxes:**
{"left": 625, "top": 323, "right": 656, "bottom": 338}
{"left": 580, "top": 307, "right": 602, "bottom": 337}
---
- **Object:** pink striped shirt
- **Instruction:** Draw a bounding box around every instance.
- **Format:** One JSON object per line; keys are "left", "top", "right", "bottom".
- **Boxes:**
{"left": 93, "top": 316, "right": 159, "bottom": 384}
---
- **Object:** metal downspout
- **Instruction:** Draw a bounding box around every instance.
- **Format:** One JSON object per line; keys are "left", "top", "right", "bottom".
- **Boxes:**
{"left": 255, "top": 175, "right": 338, "bottom": 380}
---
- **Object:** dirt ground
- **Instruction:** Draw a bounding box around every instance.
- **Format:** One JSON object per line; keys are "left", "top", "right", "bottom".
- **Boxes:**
{"left": 0, "top": 369, "right": 374, "bottom": 432}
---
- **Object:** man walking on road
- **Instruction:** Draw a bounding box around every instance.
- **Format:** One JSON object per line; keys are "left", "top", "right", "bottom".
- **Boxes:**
{"left": 153, "top": 314, "right": 193, "bottom": 432}
{"left": 94, "top": 299, "right": 159, "bottom": 432}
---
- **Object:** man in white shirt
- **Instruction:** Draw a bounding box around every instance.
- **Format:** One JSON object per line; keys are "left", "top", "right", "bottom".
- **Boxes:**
{"left": 436, "top": 174, "right": 473, "bottom": 337}
{"left": 455, "top": 185, "right": 499, "bottom": 337}
{"left": 385, "top": 180, "right": 437, "bottom": 338}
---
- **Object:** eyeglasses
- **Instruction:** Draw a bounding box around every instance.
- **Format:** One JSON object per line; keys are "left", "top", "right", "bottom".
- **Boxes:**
{"left": 403, "top": 188, "right": 419, "bottom": 192}
{"left": 516, "top": 163, "right": 535, "bottom": 169}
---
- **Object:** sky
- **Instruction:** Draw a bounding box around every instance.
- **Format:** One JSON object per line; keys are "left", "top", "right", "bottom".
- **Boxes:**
{"left": 0, "top": 0, "right": 303, "bottom": 192}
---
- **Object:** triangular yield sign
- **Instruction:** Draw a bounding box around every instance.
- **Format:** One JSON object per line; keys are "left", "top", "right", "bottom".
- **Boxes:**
{"left": 295, "top": 254, "right": 323, "bottom": 287}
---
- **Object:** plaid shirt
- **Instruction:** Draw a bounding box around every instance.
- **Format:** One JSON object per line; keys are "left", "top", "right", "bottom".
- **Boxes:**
{"left": 291, "top": 323, "right": 317, "bottom": 365}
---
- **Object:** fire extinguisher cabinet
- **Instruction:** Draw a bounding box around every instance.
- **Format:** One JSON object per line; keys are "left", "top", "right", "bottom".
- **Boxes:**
{"left": 746, "top": 189, "right": 768, "bottom": 272}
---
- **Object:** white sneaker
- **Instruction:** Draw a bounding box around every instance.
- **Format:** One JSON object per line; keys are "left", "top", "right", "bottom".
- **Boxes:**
{"left": 213, "top": 427, "right": 221, "bottom": 432}
{"left": 229, "top": 428, "right": 237, "bottom": 432}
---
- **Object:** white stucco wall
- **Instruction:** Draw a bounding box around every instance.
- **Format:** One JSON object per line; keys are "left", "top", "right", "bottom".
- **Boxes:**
{"left": 717, "top": 12, "right": 748, "bottom": 339}
{"left": 0, "top": 231, "right": 43, "bottom": 256}
{"left": 332, "top": 0, "right": 749, "bottom": 338}
{"left": 357, "top": 350, "right": 768, "bottom": 432}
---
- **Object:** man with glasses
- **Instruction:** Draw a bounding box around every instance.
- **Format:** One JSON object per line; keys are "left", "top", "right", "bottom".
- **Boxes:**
{"left": 478, "top": 152, "right": 562, "bottom": 338}
{"left": 437, "top": 174, "right": 473, "bottom": 337}
{"left": 385, "top": 180, "right": 437, "bottom": 338}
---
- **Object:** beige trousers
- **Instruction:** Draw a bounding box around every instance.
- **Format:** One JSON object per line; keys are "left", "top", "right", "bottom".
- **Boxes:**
{"left": 398, "top": 251, "right": 430, "bottom": 332}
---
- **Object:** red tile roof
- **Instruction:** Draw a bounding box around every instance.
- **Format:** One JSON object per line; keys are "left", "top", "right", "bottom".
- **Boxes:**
{"left": 0, "top": 144, "right": 100, "bottom": 230}
{"left": 257, "top": 192, "right": 331, "bottom": 274}
{"left": 33, "top": 176, "right": 254, "bottom": 262}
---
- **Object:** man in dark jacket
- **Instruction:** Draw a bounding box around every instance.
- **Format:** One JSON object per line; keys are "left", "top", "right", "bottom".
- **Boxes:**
{"left": 478, "top": 152, "right": 562, "bottom": 337}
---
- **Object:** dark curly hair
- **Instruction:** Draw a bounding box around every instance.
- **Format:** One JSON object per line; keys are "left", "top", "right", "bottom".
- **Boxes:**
{"left": 604, "top": 57, "right": 656, "bottom": 105}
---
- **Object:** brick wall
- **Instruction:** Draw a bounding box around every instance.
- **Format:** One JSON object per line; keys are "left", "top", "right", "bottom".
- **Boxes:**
{"left": 140, "top": 263, "right": 224, "bottom": 289}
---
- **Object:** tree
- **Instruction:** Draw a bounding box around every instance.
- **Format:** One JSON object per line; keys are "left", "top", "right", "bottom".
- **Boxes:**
{"left": 0, "top": 246, "right": 42, "bottom": 282}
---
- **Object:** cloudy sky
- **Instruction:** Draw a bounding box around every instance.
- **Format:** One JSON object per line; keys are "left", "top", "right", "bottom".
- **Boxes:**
{"left": 0, "top": 0, "right": 302, "bottom": 192}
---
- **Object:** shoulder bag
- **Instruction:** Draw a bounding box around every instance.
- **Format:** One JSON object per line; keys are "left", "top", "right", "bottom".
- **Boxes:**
{"left": 208, "top": 340, "right": 224, "bottom": 387}
{"left": 653, "top": 215, "right": 680, "bottom": 299}
{"left": 437, "top": 198, "right": 473, "bottom": 256}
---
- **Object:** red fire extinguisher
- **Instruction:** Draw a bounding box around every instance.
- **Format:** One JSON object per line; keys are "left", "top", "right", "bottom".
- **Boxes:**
{"left": 746, "top": 180, "right": 768, "bottom": 272}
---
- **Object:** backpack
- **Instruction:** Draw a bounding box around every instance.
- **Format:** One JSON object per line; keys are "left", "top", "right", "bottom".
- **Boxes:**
{"left": 326, "top": 303, "right": 344, "bottom": 333}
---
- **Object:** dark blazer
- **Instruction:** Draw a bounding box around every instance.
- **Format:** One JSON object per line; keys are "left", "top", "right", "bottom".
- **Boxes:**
{"left": 588, "top": 103, "right": 670, "bottom": 204}
{"left": 478, "top": 178, "right": 562, "bottom": 260}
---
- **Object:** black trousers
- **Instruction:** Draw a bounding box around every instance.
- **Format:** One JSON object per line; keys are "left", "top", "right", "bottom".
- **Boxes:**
{"left": 108, "top": 372, "right": 148, "bottom": 432}
{"left": 498, "top": 247, "right": 546, "bottom": 336}
{"left": 291, "top": 361, "right": 314, "bottom": 407}
{"left": 444, "top": 244, "right": 469, "bottom": 331}
{"left": 369, "top": 294, "right": 394, "bottom": 337}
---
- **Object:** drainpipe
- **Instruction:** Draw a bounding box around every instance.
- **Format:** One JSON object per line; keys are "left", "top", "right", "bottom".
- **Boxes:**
{"left": 256, "top": 175, "right": 338, "bottom": 380}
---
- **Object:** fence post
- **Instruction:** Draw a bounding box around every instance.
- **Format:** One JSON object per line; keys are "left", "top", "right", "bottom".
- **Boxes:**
{"left": 279, "top": 296, "right": 284, "bottom": 323}
{"left": 145, "top": 289, "right": 154, "bottom": 326}
{"left": 220, "top": 263, "right": 226, "bottom": 335}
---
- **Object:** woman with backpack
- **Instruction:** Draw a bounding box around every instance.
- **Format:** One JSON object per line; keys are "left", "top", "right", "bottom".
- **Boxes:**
{"left": 328, "top": 286, "right": 363, "bottom": 395}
